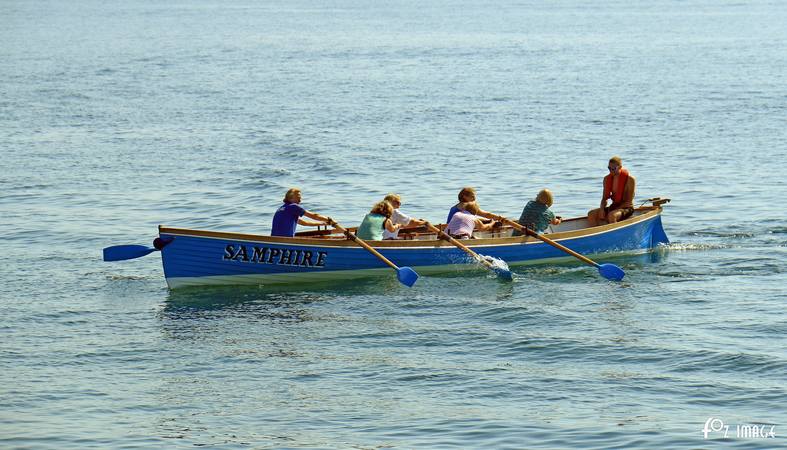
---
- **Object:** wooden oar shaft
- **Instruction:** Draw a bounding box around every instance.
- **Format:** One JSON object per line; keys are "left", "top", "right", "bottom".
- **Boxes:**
{"left": 424, "top": 222, "right": 495, "bottom": 270}
{"left": 328, "top": 220, "right": 400, "bottom": 270}
{"left": 496, "top": 216, "right": 599, "bottom": 268}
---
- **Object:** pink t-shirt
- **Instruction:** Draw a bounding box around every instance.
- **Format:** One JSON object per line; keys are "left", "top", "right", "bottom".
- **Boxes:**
{"left": 447, "top": 210, "right": 476, "bottom": 237}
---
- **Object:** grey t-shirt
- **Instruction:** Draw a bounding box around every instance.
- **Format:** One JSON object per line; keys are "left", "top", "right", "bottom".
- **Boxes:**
{"left": 513, "top": 201, "right": 555, "bottom": 235}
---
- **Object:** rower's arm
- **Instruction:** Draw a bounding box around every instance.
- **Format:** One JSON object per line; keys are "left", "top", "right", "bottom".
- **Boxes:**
{"left": 475, "top": 218, "right": 496, "bottom": 231}
{"left": 298, "top": 218, "right": 324, "bottom": 227}
{"left": 303, "top": 210, "right": 330, "bottom": 223}
{"left": 298, "top": 210, "right": 330, "bottom": 227}
{"left": 384, "top": 219, "right": 401, "bottom": 232}
{"left": 477, "top": 209, "right": 496, "bottom": 220}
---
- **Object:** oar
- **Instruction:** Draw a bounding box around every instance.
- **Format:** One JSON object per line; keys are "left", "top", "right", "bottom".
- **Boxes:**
{"left": 424, "top": 222, "right": 513, "bottom": 281}
{"left": 326, "top": 218, "right": 419, "bottom": 287}
{"left": 103, "top": 245, "right": 157, "bottom": 261}
{"left": 493, "top": 215, "right": 625, "bottom": 281}
{"left": 103, "top": 238, "right": 173, "bottom": 262}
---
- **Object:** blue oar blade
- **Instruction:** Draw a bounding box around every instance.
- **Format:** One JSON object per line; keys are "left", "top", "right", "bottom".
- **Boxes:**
{"left": 598, "top": 263, "right": 625, "bottom": 281}
{"left": 396, "top": 266, "right": 419, "bottom": 287}
{"left": 103, "top": 245, "right": 157, "bottom": 262}
{"left": 482, "top": 255, "right": 514, "bottom": 281}
{"left": 494, "top": 267, "right": 514, "bottom": 281}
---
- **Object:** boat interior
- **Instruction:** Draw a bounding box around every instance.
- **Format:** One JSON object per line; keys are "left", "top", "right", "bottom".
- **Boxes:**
{"left": 294, "top": 198, "right": 669, "bottom": 241}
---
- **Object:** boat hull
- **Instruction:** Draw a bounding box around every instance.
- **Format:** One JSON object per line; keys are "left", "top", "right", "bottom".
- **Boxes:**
{"left": 158, "top": 208, "right": 668, "bottom": 288}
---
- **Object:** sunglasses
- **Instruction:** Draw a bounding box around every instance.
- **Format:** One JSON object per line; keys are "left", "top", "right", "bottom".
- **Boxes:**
{"left": 608, "top": 166, "right": 619, "bottom": 171}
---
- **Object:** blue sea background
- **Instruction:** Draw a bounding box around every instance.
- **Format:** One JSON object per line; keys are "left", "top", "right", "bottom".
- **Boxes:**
{"left": 2, "top": 0, "right": 786, "bottom": 448}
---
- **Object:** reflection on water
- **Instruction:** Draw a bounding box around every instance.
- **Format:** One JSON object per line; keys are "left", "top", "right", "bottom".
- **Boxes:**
{"left": 163, "top": 277, "right": 394, "bottom": 309}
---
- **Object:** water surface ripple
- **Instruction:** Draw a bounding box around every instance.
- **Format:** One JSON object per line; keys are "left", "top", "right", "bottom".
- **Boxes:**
{"left": 2, "top": 0, "right": 786, "bottom": 448}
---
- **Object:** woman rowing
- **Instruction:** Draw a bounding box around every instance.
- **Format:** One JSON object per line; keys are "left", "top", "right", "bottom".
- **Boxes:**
{"left": 356, "top": 200, "right": 402, "bottom": 240}
{"left": 446, "top": 186, "right": 497, "bottom": 224}
{"left": 446, "top": 201, "right": 501, "bottom": 239}
{"left": 382, "top": 193, "right": 426, "bottom": 240}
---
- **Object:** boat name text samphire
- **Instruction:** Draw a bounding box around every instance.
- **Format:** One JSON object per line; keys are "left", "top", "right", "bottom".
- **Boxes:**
{"left": 223, "top": 244, "right": 328, "bottom": 268}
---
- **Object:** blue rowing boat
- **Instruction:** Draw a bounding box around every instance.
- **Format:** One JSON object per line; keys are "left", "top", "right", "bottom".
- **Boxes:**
{"left": 149, "top": 200, "right": 669, "bottom": 289}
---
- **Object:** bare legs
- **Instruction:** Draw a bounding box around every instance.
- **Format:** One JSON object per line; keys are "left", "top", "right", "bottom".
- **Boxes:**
{"left": 587, "top": 208, "right": 625, "bottom": 227}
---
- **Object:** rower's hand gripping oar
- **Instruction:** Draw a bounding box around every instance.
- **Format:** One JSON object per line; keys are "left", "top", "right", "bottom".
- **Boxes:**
{"left": 494, "top": 215, "right": 625, "bottom": 281}
{"left": 326, "top": 218, "right": 419, "bottom": 287}
{"left": 103, "top": 237, "right": 173, "bottom": 262}
{"left": 423, "top": 222, "right": 513, "bottom": 281}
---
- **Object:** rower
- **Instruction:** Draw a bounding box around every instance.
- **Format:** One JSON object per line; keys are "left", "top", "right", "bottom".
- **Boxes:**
{"left": 382, "top": 193, "right": 426, "bottom": 240}
{"left": 271, "top": 188, "right": 331, "bottom": 237}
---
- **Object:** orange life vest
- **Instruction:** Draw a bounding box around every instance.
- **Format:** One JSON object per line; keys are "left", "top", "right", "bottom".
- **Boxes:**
{"left": 603, "top": 167, "right": 630, "bottom": 204}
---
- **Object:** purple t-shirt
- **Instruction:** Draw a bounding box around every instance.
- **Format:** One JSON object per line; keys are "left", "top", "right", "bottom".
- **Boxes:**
{"left": 271, "top": 202, "right": 306, "bottom": 237}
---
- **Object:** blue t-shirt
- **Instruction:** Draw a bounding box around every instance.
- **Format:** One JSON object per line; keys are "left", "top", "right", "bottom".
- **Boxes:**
{"left": 271, "top": 202, "right": 306, "bottom": 237}
{"left": 446, "top": 205, "right": 461, "bottom": 224}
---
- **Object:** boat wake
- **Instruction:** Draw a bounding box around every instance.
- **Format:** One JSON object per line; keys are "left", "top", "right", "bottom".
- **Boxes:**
{"left": 105, "top": 274, "right": 150, "bottom": 281}
{"left": 664, "top": 242, "right": 734, "bottom": 251}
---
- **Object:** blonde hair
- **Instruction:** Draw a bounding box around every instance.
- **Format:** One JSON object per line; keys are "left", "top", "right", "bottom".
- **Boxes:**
{"left": 609, "top": 156, "right": 622, "bottom": 166}
{"left": 370, "top": 200, "right": 394, "bottom": 218}
{"left": 383, "top": 193, "right": 401, "bottom": 205}
{"left": 283, "top": 188, "right": 301, "bottom": 203}
{"left": 459, "top": 201, "right": 480, "bottom": 215}
{"left": 536, "top": 189, "right": 554, "bottom": 207}
{"left": 458, "top": 187, "right": 476, "bottom": 202}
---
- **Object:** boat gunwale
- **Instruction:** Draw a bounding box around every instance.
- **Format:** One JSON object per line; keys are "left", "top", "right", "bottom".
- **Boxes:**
{"left": 158, "top": 206, "right": 663, "bottom": 249}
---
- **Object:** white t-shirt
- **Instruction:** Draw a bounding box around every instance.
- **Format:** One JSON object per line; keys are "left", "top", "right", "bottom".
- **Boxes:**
{"left": 382, "top": 209, "right": 412, "bottom": 239}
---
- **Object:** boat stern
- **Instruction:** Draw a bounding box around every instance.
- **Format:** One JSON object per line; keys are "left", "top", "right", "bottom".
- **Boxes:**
{"left": 648, "top": 214, "right": 670, "bottom": 247}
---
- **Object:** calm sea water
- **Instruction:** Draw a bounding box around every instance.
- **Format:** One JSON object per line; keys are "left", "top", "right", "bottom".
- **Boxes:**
{"left": 2, "top": 0, "right": 786, "bottom": 448}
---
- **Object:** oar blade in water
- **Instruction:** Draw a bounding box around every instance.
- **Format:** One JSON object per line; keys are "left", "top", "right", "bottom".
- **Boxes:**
{"left": 396, "top": 267, "right": 419, "bottom": 287}
{"left": 103, "top": 245, "right": 157, "bottom": 262}
{"left": 598, "top": 263, "right": 625, "bottom": 281}
{"left": 482, "top": 255, "right": 514, "bottom": 281}
{"left": 493, "top": 267, "right": 514, "bottom": 281}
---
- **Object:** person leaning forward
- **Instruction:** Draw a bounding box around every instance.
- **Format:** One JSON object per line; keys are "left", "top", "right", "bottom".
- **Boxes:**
{"left": 446, "top": 186, "right": 496, "bottom": 224}
{"left": 446, "top": 201, "right": 500, "bottom": 239}
{"left": 271, "top": 188, "right": 330, "bottom": 237}
{"left": 356, "top": 200, "right": 401, "bottom": 241}
{"left": 512, "top": 188, "right": 562, "bottom": 236}
{"left": 587, "top": 156, "right": 636, "bottom": 227}
{"left": 382, "top": 193, "right": 426, "bottom": 240}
